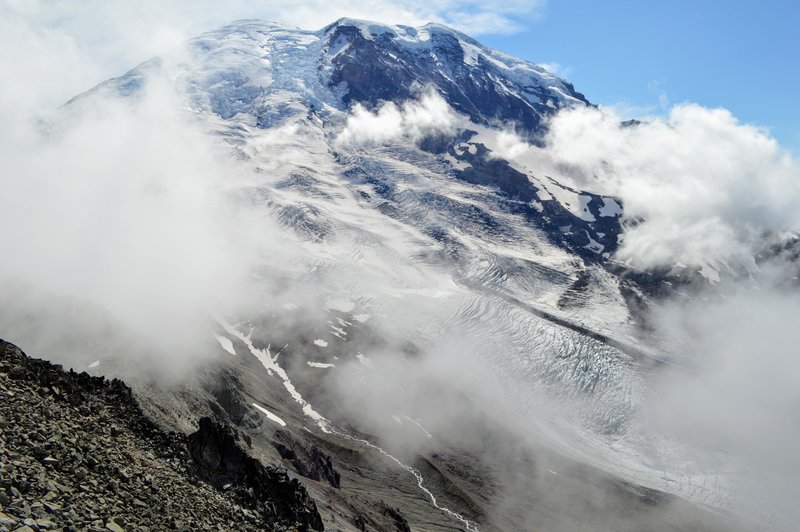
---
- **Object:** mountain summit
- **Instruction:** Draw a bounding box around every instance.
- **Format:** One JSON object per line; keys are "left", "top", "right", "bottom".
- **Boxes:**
{"left": 321, "top": 18, "right": 589, "bottom": 133}
{"left": 92, "top": 18, "right": 588, "bottom": 137}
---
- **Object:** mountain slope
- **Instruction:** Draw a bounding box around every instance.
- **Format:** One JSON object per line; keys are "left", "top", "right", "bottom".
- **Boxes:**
{"left": 2, "top": 18, "right": 757, "bottom": 532}
{"left": 0, "top": 339, "right": 322, "bottom": 531}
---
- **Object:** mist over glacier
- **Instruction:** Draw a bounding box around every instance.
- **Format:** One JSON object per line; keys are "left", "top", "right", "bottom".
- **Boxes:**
{"left": 1, "top": 5, "right": 798, "bottom": 531}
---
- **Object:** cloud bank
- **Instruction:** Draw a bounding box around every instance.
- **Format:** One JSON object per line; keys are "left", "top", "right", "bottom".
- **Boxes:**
{"left": 0, "top": 69, "right": 302, "bottom": 368}
{"left": 492, "top": 104, "right": 800, "bottom": 269}
{"left": 641, "top": 287, "right": 800, "bottom": 529}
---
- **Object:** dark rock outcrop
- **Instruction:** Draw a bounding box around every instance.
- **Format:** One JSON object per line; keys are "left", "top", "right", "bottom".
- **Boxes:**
{"left": 380, "top": 501, "right": 411, "bottom": 532}
{"left": 273, "top": 440, "right": 341, "bottom": 489}
{"left": 188, "top": 417, "right": 324, "bottom": 531}
{"left": 418, "top": 132, "right": 625, "bottom": 261}
{"left": 325, "top": 21, "right": 589, "bottom": 139}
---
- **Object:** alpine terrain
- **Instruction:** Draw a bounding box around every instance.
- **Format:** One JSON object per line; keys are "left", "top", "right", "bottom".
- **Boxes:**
{"left": 2, "top": 17, "right": 792, "bottom": 531}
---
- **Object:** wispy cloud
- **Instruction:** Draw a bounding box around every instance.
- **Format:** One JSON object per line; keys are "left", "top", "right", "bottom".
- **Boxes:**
{"left": 0, "top": 69, "right": 302, "bottom": 364}
{"left": 647, "top": 79, "right": 670, "bottom": 110}
{"left": 644, "top": 284, "right": 800, "bottom": 529}
{"left": 600, "top": 80, "right": 672, "bottom": 124}
{"left": 538, "top": 62, "right": 572, "bottom": 79}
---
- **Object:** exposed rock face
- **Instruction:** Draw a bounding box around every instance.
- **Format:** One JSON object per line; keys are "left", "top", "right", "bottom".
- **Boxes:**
{"left": 379, "top": 502, "right": 411, "bottom": 532}
{"left": 325, "top": 20, "right": 590, "bottom": 137}
{"left": 273, "top": 439, "right": 341, "bottom": 489}
{"left": 188, "top": 417, "right": 324, "bottom": 531}
{"left": 418, "top": 132, "right": 624, "bottom": 260}
{"left": 0, "top": 339, "right": 322, "bottom": 531}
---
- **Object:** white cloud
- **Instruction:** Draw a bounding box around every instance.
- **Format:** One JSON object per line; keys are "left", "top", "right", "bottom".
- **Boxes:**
{"left": 644, "top": 288, "right": 800, "bottom": 529}
{"left": 335, "top": 90, "right": 459, "bottom": 147}
{"left": 536, "top": 104, "right": 800, "bottom": 268}
{"left": 491, "top": 129, "right": 533, "bottom": 160}
{"left": 538, "top": 62, "right": 571, "bottom": 79}
{"left": 647, "top": 79, "right": 670, "bottom": 110}
{"left": 0, "top": 70, "right": 299, "bottom": 362}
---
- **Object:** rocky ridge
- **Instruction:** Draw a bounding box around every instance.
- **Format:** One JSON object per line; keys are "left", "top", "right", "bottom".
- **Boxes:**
{"left": 0, "top": 339, "right": 323, "bottom": 531}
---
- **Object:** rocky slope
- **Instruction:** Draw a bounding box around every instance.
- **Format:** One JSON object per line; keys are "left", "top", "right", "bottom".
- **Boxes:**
{"left": 0, "top": 339, "right": 321, "bottom": 532}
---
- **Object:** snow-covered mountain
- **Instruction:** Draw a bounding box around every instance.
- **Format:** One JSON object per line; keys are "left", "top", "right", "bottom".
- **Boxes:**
{"left": 91, "top": 18, "right": 588, "bottom": 132}
{"left": 80, "top": 17, "right": 650, "bottom": 293}
{"left": 6, "top": 18, "right": 762, "bottom": 531}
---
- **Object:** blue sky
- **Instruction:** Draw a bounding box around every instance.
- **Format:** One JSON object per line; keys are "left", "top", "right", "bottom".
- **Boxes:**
{"left": 483, "top": 1, "right": 799, "bottom": 152}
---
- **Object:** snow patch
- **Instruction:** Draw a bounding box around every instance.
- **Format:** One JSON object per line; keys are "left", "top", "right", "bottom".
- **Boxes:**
{"left": 576, "top": 194, "right": 596, "bottom": 222}
{"left": 454, "top": 142, "right": 477, "bottom": 156}
{"left": 252, "top": 403, "right": 287, "bottom": 426}
{"left": 216, "top": 317, "right": 331, "bottom": 432}
{"left": 307, "top": 361, "right": 335, "bottom": 369}
{"left": 699, "top": 262, "right": 721, "bottom": 284}
{"left": 583, "top": 233, "right": 605, "bottom": 254}
{"left": 213, "top": 333, "right": 236, "bottom": 355}
{"left": 599, "top": 197, "right": 622, "bottom": 217}
{"left": 329, "top": 325, "right": 347, "bottom": 338}
{"left": 444, "top": 153, "right": 470, "bottom": 170}
{"left": 402, "top": 415, "right": 433, "bottom": 439}
{"left": 314, "top": 339, "right": 328, "bottom": 347}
